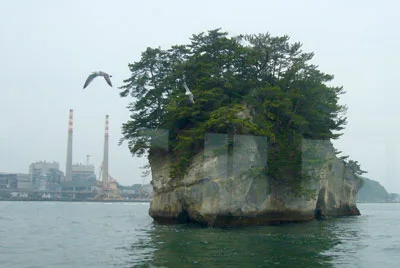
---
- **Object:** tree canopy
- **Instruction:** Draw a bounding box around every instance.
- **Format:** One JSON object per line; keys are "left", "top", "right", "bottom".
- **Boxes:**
{"left": 119, "top": 29, "right": 359, "bottom": 186}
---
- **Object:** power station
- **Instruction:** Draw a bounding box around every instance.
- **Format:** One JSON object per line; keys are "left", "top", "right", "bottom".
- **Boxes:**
{"left": 0, "top": 109, "right": 153, "bottom": 201}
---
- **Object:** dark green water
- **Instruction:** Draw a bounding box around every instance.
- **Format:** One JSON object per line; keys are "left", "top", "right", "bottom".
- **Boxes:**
{"left": 0, "top": 202, "right": 398, "bottom": 267}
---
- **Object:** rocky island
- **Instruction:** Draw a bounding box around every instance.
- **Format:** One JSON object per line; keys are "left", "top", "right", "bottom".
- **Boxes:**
{"left": 119, "top": 29, "right": 365, "bottom": 227}
{"left": 148, "top": 122, "right": 362, "bottom": 227}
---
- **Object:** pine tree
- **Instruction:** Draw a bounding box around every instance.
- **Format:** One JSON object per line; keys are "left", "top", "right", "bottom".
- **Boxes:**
{"left": 119, "top": 29, "right": 364, "bottom": 188}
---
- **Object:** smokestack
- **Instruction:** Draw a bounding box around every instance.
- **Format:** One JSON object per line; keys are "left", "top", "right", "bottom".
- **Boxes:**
{"left": 65, "top": 109, "right": 73, "bottom": 181}
{"left": 102, "top": 115, "right": 109, "bottom": 182}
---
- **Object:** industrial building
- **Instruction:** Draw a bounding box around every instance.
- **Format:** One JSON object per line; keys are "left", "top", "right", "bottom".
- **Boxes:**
{"left": 0, "top": 173, "right": 34, "bottom": 191}
{"left": 16, "top": 173, "right": 32, "bottom": 190}
{"left": 61, "top": 163, "right": 96, "bottom": 192}
{"left": 0, "top": 173, "right": 18, "bottom": 189}
{"left": 29, "top": 161, "right": 63, "bottom": 191}
{"left": 72, "top": 163, "right": 96, "bottom": 181}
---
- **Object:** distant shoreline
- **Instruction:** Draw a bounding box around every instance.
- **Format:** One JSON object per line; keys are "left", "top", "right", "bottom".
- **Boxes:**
{"left": 2, "top": 200, "right": 397, "bottom": 204}
{"left": 0, "top": 199, "right": 151, "bottom": 203}
{"left": 357, "top": 201, "right": 400, "bottom": 204}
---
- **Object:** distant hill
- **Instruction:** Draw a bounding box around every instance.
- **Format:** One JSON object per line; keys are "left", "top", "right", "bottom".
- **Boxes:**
{"left": 357, "top": 177, "right": 389, "bottom": 202}
{"left": 117, "top": 183, "right": 143, "bottom": 191}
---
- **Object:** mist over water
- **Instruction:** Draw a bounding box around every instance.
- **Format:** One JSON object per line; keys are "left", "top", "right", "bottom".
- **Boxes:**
{"left": 0, "top": 202, "right": 398, "bottom": 268}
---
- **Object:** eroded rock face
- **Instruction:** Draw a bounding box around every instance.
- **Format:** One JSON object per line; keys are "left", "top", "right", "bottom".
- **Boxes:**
{"left": 148, "top": 134, "right": 362, "bottom": 227}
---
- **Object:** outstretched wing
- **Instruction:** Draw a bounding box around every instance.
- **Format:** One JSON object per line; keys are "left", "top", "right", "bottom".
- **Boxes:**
{"left": 83, "top": 73, "right": 99, "bottom": 89}
{"left": 183, "top": 81, "right": 191, "bottom": 93}
{"left": 183, "top": 81, "right": 195, "bottom": 103}
{"left": 102, "top": 73, "right": 113, "bottom": 87}
{"left": 189, "top": 94, "right": 195, "bottom": 104}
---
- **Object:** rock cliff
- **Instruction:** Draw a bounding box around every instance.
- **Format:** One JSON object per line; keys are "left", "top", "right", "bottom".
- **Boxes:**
{"left": 148, "top": 132, "right": 362, "bottom": 227}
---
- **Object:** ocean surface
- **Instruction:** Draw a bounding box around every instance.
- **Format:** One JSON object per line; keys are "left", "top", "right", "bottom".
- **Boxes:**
{"left": 0, "top": 202, "right": 399, "bottom": 268}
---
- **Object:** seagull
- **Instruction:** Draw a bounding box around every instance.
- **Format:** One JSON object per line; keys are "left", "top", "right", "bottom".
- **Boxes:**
{"left": 83, "top": 71, "right": 113, "bottom": 89}
{"left": 182, "top": 81, "right": 195, "bottom": 104}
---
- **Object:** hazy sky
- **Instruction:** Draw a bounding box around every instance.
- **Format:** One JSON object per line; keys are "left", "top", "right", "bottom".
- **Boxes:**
{"left": 1, "top": 1, "right": 399, "bottom": 191}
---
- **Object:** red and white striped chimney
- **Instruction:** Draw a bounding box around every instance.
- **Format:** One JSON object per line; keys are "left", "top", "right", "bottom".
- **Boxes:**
{"left": 65, "top": 109, "right": 73, "bottom": 181}
{"left": 68, "top": 109, "right": 73, "bottom": 133}
{"left": 105, "top": 115, "right": 109, "bottom": 137}
{"left": 102, "top": 115, "right": 109, "bottom": 182}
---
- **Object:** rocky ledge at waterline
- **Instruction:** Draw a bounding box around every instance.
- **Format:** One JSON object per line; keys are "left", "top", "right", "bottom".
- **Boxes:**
{"left": 148, "top": 136, "right": 362, "bottom": 227}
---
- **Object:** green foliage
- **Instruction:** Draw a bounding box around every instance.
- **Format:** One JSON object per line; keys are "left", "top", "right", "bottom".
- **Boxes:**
{"left": 344, "top": 159, "right": 367, "bottom": 176}
{"left": 119, "top": 28, "right": 358, "bottom": 193}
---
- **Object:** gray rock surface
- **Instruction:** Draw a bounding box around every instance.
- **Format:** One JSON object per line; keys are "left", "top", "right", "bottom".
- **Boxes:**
{"left": 148, "top": 134, "right": 362, "bottom": 227}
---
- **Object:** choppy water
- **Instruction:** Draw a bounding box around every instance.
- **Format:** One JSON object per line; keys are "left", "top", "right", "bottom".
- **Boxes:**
{"left": 0, "top": 202, "right": 399, "bottom": 267}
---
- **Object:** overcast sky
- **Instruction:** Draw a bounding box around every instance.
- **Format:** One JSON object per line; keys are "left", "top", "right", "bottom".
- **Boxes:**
{"left": 1, "top": 0, "right": 399, "bottom": 191}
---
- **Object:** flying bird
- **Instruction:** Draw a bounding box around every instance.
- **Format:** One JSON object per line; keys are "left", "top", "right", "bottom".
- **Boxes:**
{"left": 83, "top": 71, "right": 113, "bottom": 89}
{"left": 183, "top": 81, "right": 195, "bottom": 104}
